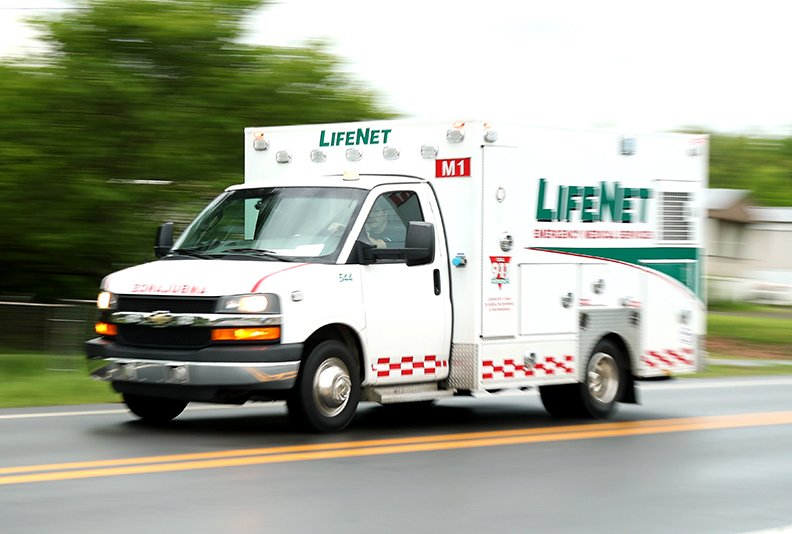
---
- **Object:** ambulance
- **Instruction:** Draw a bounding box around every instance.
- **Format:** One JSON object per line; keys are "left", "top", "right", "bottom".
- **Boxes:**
{"left": 86, "top": 119, "right": 707, "bottom": 432}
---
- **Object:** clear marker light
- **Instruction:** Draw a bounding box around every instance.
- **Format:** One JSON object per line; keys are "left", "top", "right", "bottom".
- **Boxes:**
{"left": 447, "top": 126, "right": 465, "bottom": 143}
{"left": 446, "top": 121, "right": 466, "bottom": 143}
{"left": 484, "top": 123, "right": 499, "bottom": 143}
{"left": 253, "top": 132, "right": 269, "bottom": 151}
{"left": 421, "top": 144, "right": 439, "bottom": 159}
{"left": 346, "top": 148, "right": 363, "bottom": 162}
{"left": 383, "top": 146, "right": 400, "bottom": 160}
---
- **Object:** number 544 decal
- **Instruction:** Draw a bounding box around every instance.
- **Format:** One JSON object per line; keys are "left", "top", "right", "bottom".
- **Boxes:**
{"left": 338, "top": 273, "right": 353, "bottom": 283}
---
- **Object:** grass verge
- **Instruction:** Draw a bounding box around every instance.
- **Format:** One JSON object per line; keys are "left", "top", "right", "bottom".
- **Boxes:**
{"left": 708, "top": 314, "right": 792, "bottom": 345}
{"left": 3, "top": 308, "right": 792, "bottom": 409}
{"left": 0, "top": 353, "right": 119, "bottom": 408}
{"left": 689, "top": 355, "right": 792, "bottom": 379}
{"left": 708, "top": 300, "right": 792, "bottom": 314}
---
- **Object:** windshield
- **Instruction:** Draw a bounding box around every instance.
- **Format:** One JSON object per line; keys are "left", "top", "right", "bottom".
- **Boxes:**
{"left": 172, "top": 187, "right": 367, "bottom": 262}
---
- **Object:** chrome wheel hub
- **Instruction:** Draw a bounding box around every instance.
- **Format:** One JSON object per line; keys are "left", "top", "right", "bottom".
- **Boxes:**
{"left": 313, "top": 357, "right": 352, "bottom": 418}
{"left": 587, "top": 352, "right": 619, "bottom": 405}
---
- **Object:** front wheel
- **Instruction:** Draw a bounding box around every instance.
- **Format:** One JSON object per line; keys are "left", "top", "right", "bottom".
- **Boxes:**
{"left": 287, "top": 340, "right": 360, "bottom": 432}
{"left": 122, "top": 393, "right": 188, "bottom": 423}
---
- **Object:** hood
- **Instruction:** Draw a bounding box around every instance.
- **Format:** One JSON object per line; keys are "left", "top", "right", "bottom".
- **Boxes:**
{"left": 102, "top": 259, "right": 311, "bottom": 297}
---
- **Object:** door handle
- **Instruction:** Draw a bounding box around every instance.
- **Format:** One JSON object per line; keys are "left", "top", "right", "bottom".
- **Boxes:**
{"left": 561, "top": 292, "right": 574, "bottom": 308}
{"left": 433, "top": 269, "right": 441, "bottom": 295}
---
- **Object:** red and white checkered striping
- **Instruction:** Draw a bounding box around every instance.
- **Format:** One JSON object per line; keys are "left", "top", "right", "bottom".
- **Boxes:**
{"left": 373, "top": 355, "right": 448, "bottom": 378}
{"left": 482, "top": 355, "right": 574, "bottom": 380}
{"left": 642, "top": 348, "right": 694, "bottom": 368}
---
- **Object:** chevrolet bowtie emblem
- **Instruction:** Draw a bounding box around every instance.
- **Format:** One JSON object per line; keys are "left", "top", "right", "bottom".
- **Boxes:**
{"left": 146, "top": 311, "right": 174, "bottom": 327}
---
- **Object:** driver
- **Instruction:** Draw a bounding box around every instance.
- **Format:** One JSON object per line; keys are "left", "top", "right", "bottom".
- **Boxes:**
{"left": 364, "top": 206, "right": 390, "bottom": 248}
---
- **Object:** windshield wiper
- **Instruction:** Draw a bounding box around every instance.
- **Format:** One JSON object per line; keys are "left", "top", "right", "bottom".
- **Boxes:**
{"left": 169, "top": 248, "right": 214, "bottom": 259}
{"left": 216, "top": 248, "right": 296, "bottom": 261}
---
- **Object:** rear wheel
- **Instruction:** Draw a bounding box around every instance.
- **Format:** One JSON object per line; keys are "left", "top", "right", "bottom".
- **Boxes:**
{"left": 581, "top": 341, "right": 625, "bottom": 418}
{"left": 122, "top": 393, "right": 188, "bottom": 423}
{"left": 540, "top": 339, "right": 626, "bottom": 419}
{"left": 538, "top": 382, "right": 581, "bottom": 418}
{"left": 287, "top": 340, "right": 360, "bottom": 432}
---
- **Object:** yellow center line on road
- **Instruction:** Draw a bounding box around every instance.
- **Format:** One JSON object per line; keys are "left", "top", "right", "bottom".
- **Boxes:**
{"left": 0, "top": 416, "right": 697, "bottom": 475}
{"left": 3, "top": 410, "right": 792, "bottom": 486}
{"left": 0, "top": 413, "right": 745, "bottom": 475}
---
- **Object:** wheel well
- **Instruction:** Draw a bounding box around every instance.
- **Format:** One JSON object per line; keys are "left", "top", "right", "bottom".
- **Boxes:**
{"left": 599, "top": 333, "right": 632, "bottom": 372}
{"left": 599, "top": 332, "right": 638, "bottom": 404}
{"left": 303, "top": 324, "right": 364, "bottom": 380}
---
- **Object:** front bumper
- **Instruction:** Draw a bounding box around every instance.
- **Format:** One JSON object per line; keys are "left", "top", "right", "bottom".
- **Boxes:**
{"left": 85, "top": 337, "right": 302, "bottom": 391}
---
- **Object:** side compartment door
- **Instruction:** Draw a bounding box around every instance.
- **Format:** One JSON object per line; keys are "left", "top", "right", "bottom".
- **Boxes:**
{"left": 481, "top": 146, "right": 521, "bottom": 337}
{"left": 353, "top": 184, "right": 452, "bottom": 384}
{"left": 519, "top": 264, "right": 578, "bottom": 335}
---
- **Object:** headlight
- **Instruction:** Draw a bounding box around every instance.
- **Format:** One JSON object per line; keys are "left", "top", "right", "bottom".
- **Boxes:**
{"left": 216, "top": 293, "right": 280, "bottom": 314}
{"left": 97, "top": 291, "right": 117, "bottom": 310}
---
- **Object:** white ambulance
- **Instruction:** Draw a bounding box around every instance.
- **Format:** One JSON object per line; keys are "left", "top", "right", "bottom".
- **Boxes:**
{"left": 86, "top": 119, "right": 707, "bottom": 432}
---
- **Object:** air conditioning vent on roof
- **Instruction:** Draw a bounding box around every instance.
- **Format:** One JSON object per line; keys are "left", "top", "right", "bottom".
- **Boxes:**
{"left": 658, "top": 191, "right": 694, "bottom": 241}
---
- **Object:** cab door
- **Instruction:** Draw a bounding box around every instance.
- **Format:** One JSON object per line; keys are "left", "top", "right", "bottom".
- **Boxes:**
{"left": 351, "top": 183, "right": 452, "bottom": 385}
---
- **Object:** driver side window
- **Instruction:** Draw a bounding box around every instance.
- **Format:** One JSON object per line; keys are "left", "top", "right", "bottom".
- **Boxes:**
{"left": 360, "top": 191, "right": 424, "bottom": 252}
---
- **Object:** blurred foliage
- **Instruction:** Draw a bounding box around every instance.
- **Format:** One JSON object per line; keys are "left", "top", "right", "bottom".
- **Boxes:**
{"left": 708, "top": 133, "right": 792, "bottom": 206}
{"left": 0, "top": 1, "right": 790, "bottom": 302}
{"left": 0, "top": 0, "right": 392, "bottom": 301}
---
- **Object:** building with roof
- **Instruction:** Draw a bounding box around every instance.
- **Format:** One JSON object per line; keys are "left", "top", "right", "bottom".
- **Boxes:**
{"left": 704, "top": 189, "right": 792, "bottom": 304}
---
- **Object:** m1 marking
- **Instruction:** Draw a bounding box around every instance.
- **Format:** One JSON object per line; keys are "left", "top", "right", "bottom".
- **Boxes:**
{"left": 435, "top": 158, "right": 471, "bottom": 178}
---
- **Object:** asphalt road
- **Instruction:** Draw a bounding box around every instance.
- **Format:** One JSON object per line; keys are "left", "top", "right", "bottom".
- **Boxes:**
{"left": 2, "top": 377, "right": 792, "bottom": 534}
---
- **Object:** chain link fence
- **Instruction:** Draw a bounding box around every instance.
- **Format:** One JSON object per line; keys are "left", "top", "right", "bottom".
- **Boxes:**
{"left": 0, "top": 300, "right": 96, "bottom": 355}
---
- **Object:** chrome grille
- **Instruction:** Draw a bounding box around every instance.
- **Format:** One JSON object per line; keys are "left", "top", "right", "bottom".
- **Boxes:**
{"left": 117, "top": 296, "right": 218, "bottom": 314}
{"left": 116, "top": 324, "right": 211, "bottom": 349}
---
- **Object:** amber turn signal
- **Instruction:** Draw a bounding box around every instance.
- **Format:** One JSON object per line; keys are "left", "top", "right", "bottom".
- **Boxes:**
{"left": 95, "top": 322, "right": 117, "bottom": 336}
{"left": 211, "top": 327, "right": 280, "bottom": 342}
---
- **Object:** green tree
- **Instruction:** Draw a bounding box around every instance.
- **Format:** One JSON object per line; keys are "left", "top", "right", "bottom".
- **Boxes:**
{"left": 709, "top": 133, "right": 792, "bottom": 206}
{"left": 0, "top": 0, "right": 392, "bottom": 301}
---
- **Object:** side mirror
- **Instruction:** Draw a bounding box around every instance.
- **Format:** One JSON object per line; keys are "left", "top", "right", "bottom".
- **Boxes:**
{"left": 352, "top": 222, "right": 435, "bottom": 266}
{"left": 154, "top": 222, "right": 174, "bottom": 258}
{"left": 353, "top": 239, "right": 376, "bottom": 265}
{"left": 405, "top": 221, "right": 435, "bottom": 266}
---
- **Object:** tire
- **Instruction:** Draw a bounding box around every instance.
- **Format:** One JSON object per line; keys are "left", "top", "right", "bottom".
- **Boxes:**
{"left": 540, "top": 339, "right": 626, "bottom": 419}
{"left": 123, "top": 393, "right": 188, "bottom": 423}
{"left": 539, "top": 382, "right": 583, "bottom": 418}
{"left": 581, "top": 339, "right": 626, "bottom": 418}
{"left": 287, "top": 340, "right": 360, "bottom": 433}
